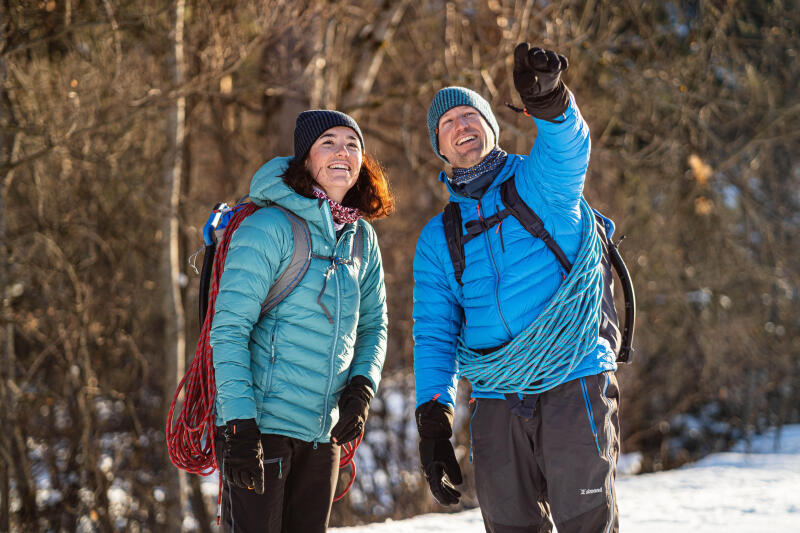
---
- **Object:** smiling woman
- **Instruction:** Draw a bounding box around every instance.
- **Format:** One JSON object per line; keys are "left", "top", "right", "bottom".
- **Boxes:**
{"left": 282, "top": 122, "right": 394, "bottom": 221}
{"left": 305, "top": 127, "right": 363, "bottom": 203}
{"left": 210, "top": 109, "right": 394, "bottom": 532}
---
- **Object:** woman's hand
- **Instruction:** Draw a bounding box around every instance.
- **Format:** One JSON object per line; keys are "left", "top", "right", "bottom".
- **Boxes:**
{"left": 330, "top": 376, "right": 374, "bottom": 444}
{"left": 222, "top": 418, "right": 265, "bottom": 494}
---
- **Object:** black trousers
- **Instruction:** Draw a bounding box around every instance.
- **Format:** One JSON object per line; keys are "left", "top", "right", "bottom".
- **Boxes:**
{"left": 214, "top": 432, "right": 340, "bottom": 533}
{"left": 470, "top": 371, "right": 620, "bottom": 533}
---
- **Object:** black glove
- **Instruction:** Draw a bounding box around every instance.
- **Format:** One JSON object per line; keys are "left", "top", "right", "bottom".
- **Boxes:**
{"left": 416, "top": 400, "right": 463, "bottom": 505}
{"left": 513, "top": 42, "right": 570, "bottom": 121}
{"left": 330, "top": 375, "right": 374, "bottom": 444}
{"left": 222, "top": 418, "right": 264, "bottom": 494}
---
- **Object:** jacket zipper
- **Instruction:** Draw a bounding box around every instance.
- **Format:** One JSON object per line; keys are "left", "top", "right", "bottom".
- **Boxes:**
{"left": 313, "top": 231, "right": 346, "bottom": 444}
{"left": 478, "top": 200, "right": 512, "bottom": 337}
{"left": 322, "top": 201, "right": 336, "bottom": 243}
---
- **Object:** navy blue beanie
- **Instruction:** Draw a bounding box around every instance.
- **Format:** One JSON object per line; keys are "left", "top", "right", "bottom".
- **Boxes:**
{"left": 427, "top": 87, "right": 499, "bottom": 163}
{"left": 294, "top": 110, "right": 364, "bottom": 161}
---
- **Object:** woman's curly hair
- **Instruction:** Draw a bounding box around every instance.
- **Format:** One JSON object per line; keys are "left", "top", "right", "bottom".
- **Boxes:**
{"left": 281, "top": 154, "right": 395, "bottom": 220}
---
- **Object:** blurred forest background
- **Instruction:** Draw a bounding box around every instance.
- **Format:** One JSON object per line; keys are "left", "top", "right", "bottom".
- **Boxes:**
{"left": 1, "top": 0, "right": 798, "bottom": 531}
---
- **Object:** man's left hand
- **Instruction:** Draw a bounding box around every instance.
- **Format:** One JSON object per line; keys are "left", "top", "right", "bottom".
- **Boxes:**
{"left": 416, "top": 399, "right": 463, "bottom": 505}
{"left": 419, "top": 436, "right": 463, "bottom": 505}
{"left": 513, "top": 42, "right": 570, "bottom": 120}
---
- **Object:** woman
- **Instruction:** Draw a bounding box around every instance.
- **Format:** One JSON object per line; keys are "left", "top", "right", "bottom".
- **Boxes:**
{"left": 211, "top": 110, "right": 394, "bottom": 532}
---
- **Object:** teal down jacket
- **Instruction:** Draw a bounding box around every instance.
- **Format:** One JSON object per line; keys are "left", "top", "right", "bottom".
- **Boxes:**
{"left": 412, "top": 93, "right": 616, "bottom": 408}
{"left": 211, "top": 157, "right": 388, "bottom": 443}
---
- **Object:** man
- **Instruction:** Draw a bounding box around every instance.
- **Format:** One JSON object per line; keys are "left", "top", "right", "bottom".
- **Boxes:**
{"left": 413, "top": 42, "right": 620, "bottom": 533}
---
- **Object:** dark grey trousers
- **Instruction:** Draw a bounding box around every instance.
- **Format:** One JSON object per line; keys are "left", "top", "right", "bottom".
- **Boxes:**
{"left": 470, "top": 371, "right": 620, "bottom": 533}
{"left": 214, "top": 433, "right": 340, "bottom": 533}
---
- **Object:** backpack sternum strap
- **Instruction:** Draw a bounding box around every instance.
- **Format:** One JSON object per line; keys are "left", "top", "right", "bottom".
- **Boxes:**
{"left": 442, "top": 203, "right": 512, "bottom": 285}
{"left": 463, "top": 209, "right": 511, "bottom": 244}
{"left": 307, "top": 224, "right": 366, "bottom": 324}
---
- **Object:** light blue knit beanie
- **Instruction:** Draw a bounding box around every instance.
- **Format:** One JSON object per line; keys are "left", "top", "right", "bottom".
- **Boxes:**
{"left": 427, "top": 86, "right": 499, "bottom": 163}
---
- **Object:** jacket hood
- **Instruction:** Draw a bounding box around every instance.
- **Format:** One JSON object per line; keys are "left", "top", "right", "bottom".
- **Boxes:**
{"left": 439, "top": 154, "right": 521, "bottom": 205}
{"left": 249, "top": 156, "right": 337, "bottom": 239}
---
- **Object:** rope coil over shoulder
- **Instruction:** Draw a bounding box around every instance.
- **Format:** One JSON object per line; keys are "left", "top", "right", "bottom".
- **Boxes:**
{"left": 456, "top": 197, "right": 604, "bottom": 393}
{"left": 167, "top": 202, "right": 260, "bottom": 479}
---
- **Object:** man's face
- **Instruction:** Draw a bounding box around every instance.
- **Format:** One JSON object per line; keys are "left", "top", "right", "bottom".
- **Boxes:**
{"left": 436, "top": 105, "right": 495, "bottom": 168}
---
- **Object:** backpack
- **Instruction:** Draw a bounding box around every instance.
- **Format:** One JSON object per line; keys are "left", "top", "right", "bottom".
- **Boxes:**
{"left": 195, "top": 198, "right": 363, "bottom": 322}
{"left": 441, "top": 176, "right": 635, "bottom": 363}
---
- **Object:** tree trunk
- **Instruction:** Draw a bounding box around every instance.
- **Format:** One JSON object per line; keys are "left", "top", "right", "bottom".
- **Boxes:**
{"left": 188, "top": 475, "right": 213, "bottom": 533}
{"left": 342, "top": 0, "right": 411, "bottom": 114}
{"left": 162, "top": 0, "right": 188, "bottom": 530}
{"left": 0, "top": 53, "right": 15, "bottom": 533}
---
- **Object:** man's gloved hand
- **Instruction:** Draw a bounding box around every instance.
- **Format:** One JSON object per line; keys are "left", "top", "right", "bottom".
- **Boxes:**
{"left": 222, "top": 418, "right": 264, "bottom": 494}
{"left": 513, "top": 42, "right": 570, "bottom": 121}
{"left": 416, "top": 399, "right": 463, "bottom": 505}
{"left": 331, "top": 375, "right": 374, "bottom": 444}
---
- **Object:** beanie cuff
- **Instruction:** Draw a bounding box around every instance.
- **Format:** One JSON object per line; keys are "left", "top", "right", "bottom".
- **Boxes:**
{"left": 427, "top": 87, "right": 499, "bottom": 163}
{"left": 294, "top": 110, "right": 364, "bottom": 161}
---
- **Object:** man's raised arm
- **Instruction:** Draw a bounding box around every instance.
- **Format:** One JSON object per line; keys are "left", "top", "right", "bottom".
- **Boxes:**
{"left": 513, "top": 43, "right": 591, "bottom": 214}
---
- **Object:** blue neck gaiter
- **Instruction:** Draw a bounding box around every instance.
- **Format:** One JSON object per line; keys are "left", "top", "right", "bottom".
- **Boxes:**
{"left": 449, "top": 147, "right": 508, "bottom": 199}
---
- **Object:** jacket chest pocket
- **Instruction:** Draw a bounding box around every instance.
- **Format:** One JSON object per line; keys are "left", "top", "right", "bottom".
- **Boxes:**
{"left": 262, "top": 323, "right": 279, "bottom": 394}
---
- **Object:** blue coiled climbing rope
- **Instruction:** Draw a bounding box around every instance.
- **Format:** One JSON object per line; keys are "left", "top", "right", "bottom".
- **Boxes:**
{"left": 456, "top": 197, "right": 604, "bottom": 394}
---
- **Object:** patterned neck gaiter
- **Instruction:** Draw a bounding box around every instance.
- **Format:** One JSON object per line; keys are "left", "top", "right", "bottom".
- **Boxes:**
{"left": 450, "top": 147, "right": 508, "bottom": 186}
{"left": 312, "top": 187, "right": 361, "bottom": 228}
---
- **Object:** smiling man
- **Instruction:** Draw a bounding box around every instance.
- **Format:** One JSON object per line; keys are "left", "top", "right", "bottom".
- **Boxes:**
{"left": 412, "top": 43, "right": 621, "bottom": 533}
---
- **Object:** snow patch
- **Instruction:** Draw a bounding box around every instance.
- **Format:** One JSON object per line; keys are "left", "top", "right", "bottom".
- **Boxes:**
{"left": 332, "top": 424, "right": 800, "bottom": 533}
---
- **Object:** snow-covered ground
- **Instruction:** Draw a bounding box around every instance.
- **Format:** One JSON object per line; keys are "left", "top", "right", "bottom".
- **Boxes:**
{"left": 332, "top": 425, "right": 800, "bottom": 532}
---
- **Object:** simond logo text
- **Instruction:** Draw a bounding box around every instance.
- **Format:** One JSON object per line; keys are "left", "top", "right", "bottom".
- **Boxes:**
{"left": 580, "top": 488, "right": 603, "bottom": 495}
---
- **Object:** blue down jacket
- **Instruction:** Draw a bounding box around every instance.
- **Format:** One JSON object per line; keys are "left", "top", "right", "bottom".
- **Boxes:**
{"left": 211, "top": 157, "right": 388, "bottom": 443}
{"left": 413, "top": 94, "right": 616, "bottom": 408}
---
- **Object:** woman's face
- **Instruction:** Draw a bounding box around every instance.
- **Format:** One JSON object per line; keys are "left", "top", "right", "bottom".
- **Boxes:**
{"left": 305, "top": 126, "right": 363, "bottom": 203}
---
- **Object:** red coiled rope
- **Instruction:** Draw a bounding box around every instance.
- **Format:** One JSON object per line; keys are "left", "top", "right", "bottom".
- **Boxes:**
{"left": 166, "top": 202, "right": 258, "bottom": 475}
{"left": 166, "top": 202, "right": 361, "bottom": 515}
{"left": 166, "top": 202, "right": 259, "bottom": 523}
{"left": 334, "top": 432, "right": 362, "bottom": 502}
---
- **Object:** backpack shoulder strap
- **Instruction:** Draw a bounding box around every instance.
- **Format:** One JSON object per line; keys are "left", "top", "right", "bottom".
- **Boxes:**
{"left": 442, "top": 202, "right": 466, "bottom": 286}
{"left": 259, "top": 204, "right": 312, "bottom": 317}
{"left": 500, "top": 177, "right": 573, "bottom": 274}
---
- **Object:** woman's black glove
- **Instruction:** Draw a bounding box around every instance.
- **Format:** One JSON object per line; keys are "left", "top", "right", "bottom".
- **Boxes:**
{"left": 330, "top": 375, "right": 374, "bottom": 444}
{"left": 513, "top": 42, "right": 570, "bottom": 121}
{"left": 222, "top": 418, "right": 264, "bottom": 494}
{"left": 415, "top": 400, "right": 463, "bottom": 505}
